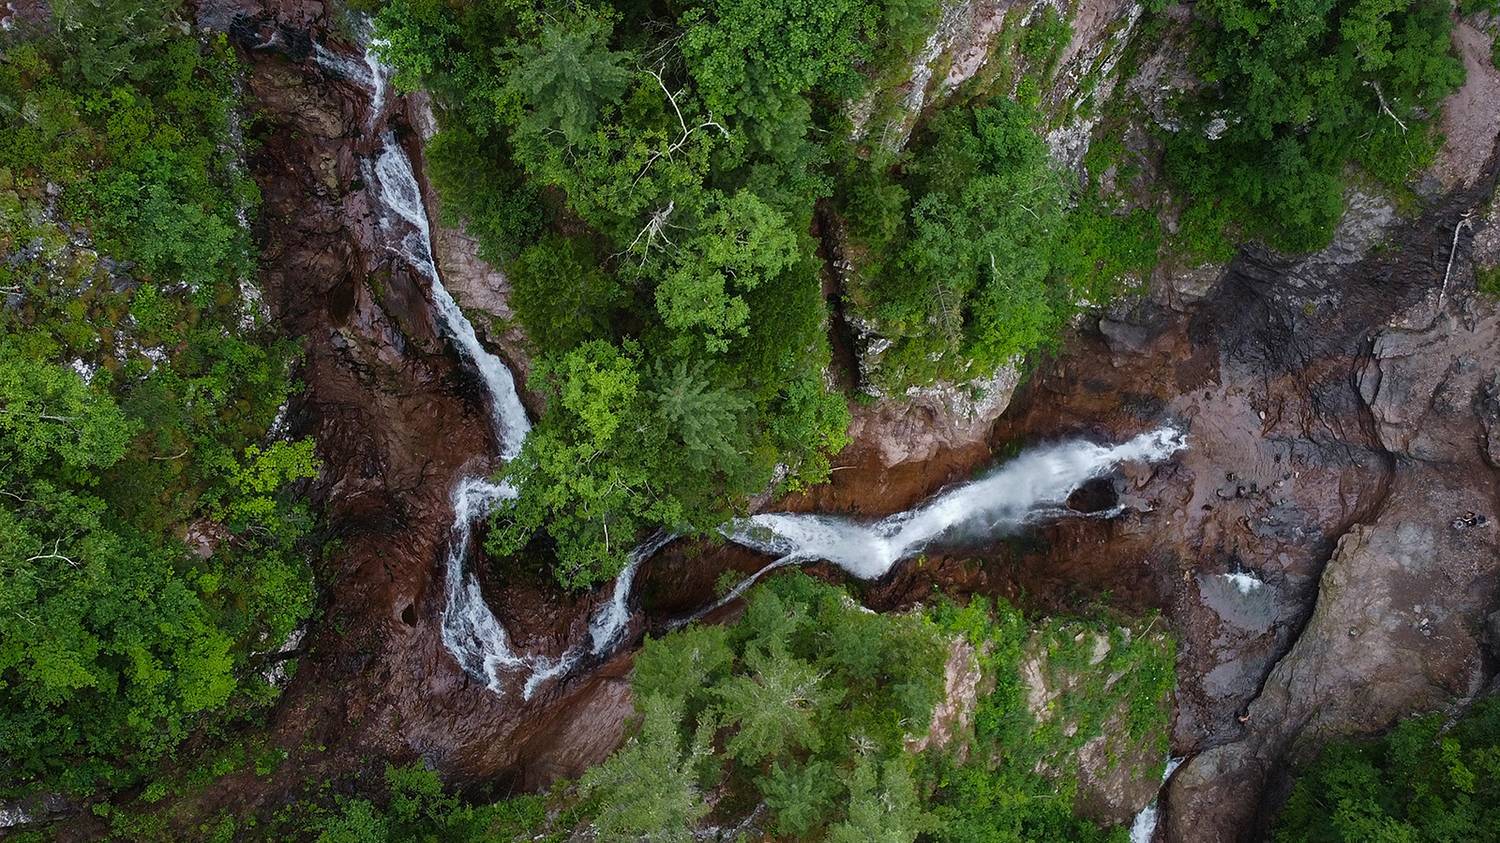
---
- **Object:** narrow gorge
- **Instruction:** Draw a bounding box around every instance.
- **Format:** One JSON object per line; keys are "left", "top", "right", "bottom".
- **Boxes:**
{"left": 2, "top": 0, "right": 1499, "bottom": 839}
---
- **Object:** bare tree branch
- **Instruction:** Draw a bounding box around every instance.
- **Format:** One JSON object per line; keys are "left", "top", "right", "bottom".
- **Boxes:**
{"left": 27, "top": 538, "right": 77, "bottom": 568}
{"left": 620, "top": 200, "right": 678, "bottom": 264}
{"left": 0, "top": 407, "right": 77, "bottom": 424}
{"left": 633, "top": 68, "right": 728, "bottom": 186}
{"left": 1438, "top": 211, "right": 1474, "bottom": 312}
{"left": 1367, "top": 81, "right": 1408, "bottom": 133}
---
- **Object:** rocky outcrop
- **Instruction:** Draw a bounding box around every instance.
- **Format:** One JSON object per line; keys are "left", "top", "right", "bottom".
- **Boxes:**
{"left": 839, "top": 0, "right": 1173, "bottom": 468}
{"left": 1170, "top": 291, "right": 1500, "bottom": 841}
{"left": 1432, "top": 23, "right": 1500, "bottom": 192}
{"left": 852, "top": 0, "right": 1142, "bottom": 158}
{"left": 906, "top": 639, "right": 984, "bottom": 756}
{"left": 1041, "top": 0, "right": 1143, "bottom": 174}
{"left": 406, "top": 93, "right": 542, "bottom": 413}
{"left": 847, "top": 367, "right": 1022, "bottom": 467}
{"left": 1020, "top": 626, "right": 1172, "bottom": 825}
{"left": 978, "top": 73, "right": 1500, "bottom": 836}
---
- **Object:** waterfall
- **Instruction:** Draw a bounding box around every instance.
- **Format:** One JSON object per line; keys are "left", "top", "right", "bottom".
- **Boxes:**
{"left": 1129, "top": 756, "right": 1184, "bottom": 843}
{"left": 356, "top": 39, "right": 538, "bottom": 693}
{"left": 437, "top": 478, "right": 524, "bottom": 691}
{"left": 354, "top": 36, "right": 1189, "bottom": 701}
{"left": 723, "top": 427, "right": 1187, "bottom": 580}
{"left": 311, "top": 19, "right": 390, "bottom": 124}
{"left": 372, "top": 138, "right": 530, "bottom": 455}
{"left": 590, "top": 532, "right": 677, "bottom": 655}
{"left": 361, "top": 44, "right": 659, "bottom": 699}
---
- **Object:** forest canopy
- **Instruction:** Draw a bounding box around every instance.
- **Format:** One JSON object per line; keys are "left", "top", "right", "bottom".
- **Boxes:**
{"left": 293, "top": 573, "right": 1176, "bottom": 843}
{"left": 1274, "top": 696, "right": 1500, "bottom": 841}
{"left": 0, "top": 1, "right": 315, "bottom": 795}
{"left": 1165, "top": 0, "right": 1464, "bottom": 252}
{"left": 374, "top": 0, "right": 920, "bottom": 587}
{"left": 373, "top": 0, "right": 1169, "bottom": 586}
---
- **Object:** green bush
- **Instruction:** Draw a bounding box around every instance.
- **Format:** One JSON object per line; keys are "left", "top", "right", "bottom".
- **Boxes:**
{"left": 837, "top": 98, "right": 1162, "bottom": 391}
{"left": 275, "top": 576, "right": 1173, "bottom": 842}
{"left": 614, "top": 572, "right": 950, "bottom": 839}
{"left": 1274, "top": 696, "right": 1500, "bottom": 841}
{"left": 0, "top": 2, "right": 314, "bottom": 795}
{"left": 1477, "top": 264, "right": 1500, "bottom": 297}
{"left": 1167, "top": 0, "right": 1464, "bottom": 253}
{"left": 304, "top": 764, "right": 550, "bottom": 842}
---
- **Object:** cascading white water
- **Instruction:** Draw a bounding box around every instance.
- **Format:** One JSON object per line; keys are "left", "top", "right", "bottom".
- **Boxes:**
{"left": 1129, "top": 756, "right": 1184, "bottom": 843}
{"left": 723, "top": 427, "right": 1187, "bottom": 580}
{"left": 1222, "top": 571, "right": 1264, "bottom": 594}
{"left": 352, "top": 41, "right": 538, "bottom": 694}
{"left": 360, "top": 44, "right": 662, "bottom": 699}
{"left": 589, "top": 532, "right": 677, "bottom": 655}
{"left": 311, "top": 18, "right": 389, "bottom": 123}
{"left": 438, "top": 478, "right": 524, "bottom": 691}
{"left": 372, "top": 138, "right": 530, "bottom": 455}
{"left": 352, "top": 38, "right": 1190, "bottom": 702}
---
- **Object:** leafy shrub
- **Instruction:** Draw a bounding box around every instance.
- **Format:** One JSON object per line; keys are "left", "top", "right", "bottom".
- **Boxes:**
{"left": 277, "top": 576, "right": 1173, "bottom": 842}
{"left": 0, "top": 2, "right": 314, "bottom": 794}
{"left": 304, "top": 764, "right": 550, "bottom": 842}
{"left": 838, "top": 98, "right": 1162, "bottom": 391}
{"left": 1274, "top": 696, "right": 1500, "bottom": 841}
{"left": 1167, "top": 0, "right": 1464, "bottom": 253}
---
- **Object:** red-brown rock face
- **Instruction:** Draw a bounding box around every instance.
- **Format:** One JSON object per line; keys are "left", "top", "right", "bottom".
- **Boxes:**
{"left": 108, "top": 4, "right": 1498, "bottom": 839}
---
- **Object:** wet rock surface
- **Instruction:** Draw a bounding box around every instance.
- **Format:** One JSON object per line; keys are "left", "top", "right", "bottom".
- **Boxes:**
{"left": 985, "top": 178, "right": 1500, "bottom": 841}
{"left": 1169, "top": 294, "right": 1500, "bottom": 841}
{"left": 61, "top": 1, "right": 1497, "bottom": 837}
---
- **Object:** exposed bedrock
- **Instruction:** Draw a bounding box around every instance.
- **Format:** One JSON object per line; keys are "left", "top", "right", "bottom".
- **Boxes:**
{"left": 1166, "top": 288, "right": 1500, "bottom": 841}
{"left": 134, "top": 0, "right": 1500, "bottom": 837}
{"left": 982, "top": 179, "right": 1500, "bottom": 843}
{"left": 135, "top": 2, "right": 638, "bottom": 830}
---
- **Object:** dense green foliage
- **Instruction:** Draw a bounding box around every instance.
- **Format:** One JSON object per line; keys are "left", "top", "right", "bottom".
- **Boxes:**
{"left": 597, "top": 572, "right": 950, "bottom": 840}
{"left": 373, "top": 0, "right": 956, "bottom": 586}
{"left": 837, "top": 99, "right": 1160, "bottom": 389}
{"left": 374, "top": 0, "right": 1179, "bottom": 579}
{"left": 0, "top": 3, "right": 314, "bottom": 794}
{"left": 1274, "top": 696, "right": 1500, "bottom": 841}
{"left": 924, "top": 598, "right": 1173, "bottom": 842}
{"left": 291, "top": 574, "right": 1174, "bottom": 842}
{"left": 1168, "top": 0, "right": 1464, "bottom": 252}
{"left": 839, "top": 101, "right": 1068, "bottom": 387}
{"left": 303, "top": 764, "right": 552, "bottom": 843}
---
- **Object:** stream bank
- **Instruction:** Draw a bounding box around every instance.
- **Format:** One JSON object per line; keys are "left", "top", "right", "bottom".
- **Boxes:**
{"left": 46, "top": 0, "right": 1500, "bottom": 838}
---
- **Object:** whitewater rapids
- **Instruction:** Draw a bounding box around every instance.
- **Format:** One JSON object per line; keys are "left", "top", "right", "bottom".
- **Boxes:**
{"left": 345, "top": 36, "right": 1188, "bottom": 700}
{"left": 724, "top": 428, "right": 1186, "bottom": 580}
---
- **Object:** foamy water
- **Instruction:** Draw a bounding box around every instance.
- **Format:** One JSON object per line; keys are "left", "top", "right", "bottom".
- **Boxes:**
{"left": 311, "top": 20, "right": 389, "bottom": 124}
{"left": 1222, "top": 571, "right": 1264, "bottom": 594}
{"left": 1129, "top": 756, "right": 1184, "bottom": 843}
{"left": 372, "top": 137, "right": 530, "bottom": 455}
{"left": 725, "top": 428, "right": 1186, "bottom": 579}
{"left": 356, "top": 36, "right": 1188, "bottom": 701}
